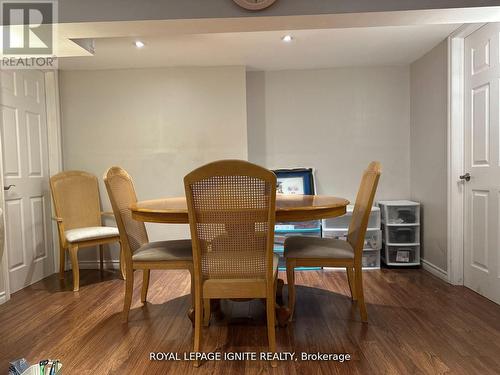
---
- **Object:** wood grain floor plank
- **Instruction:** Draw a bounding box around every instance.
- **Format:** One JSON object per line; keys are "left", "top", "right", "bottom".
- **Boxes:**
{"left": 1, "top": 268, "right": 500, "bottom": 374}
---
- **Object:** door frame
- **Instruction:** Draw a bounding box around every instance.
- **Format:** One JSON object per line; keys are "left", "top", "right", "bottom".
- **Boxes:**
{"left": 447, "top": 24, "right": 486, "bottom": 285}
{"left": 0, "top": 69, "right": 62, "bottom": 303}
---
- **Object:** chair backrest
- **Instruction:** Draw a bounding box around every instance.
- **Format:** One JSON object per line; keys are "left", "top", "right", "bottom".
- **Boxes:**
{"left": 347, "top": 162, "right": 382, "bottom": 264}
{"left": 104, "top": 167, "right": 148, "bottom": 255}
{"left": 50, "top": 170, "right": 101, "bottom": 231}
{"left": 184, "top": 160, "right": 277, "bottom": 281}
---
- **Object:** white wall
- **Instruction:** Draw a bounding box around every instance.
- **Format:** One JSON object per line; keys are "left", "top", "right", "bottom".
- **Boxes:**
{"left": 247, "top": 67, "right": 411, "bottom": 203}
{"left": 59, "top": 66, "right": 248, "bottom": 263}
{"left": 58, "top": 61, "right": 448, "bottom": 271}
{"left": 410, "top": 41, "right": 448, "bottom": 271}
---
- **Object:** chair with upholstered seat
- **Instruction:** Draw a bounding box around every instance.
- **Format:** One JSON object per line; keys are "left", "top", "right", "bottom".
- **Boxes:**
{"left": 104, "top": 166, "right": 193, "bottom": 323}
{"left": 50, "top": 170, "right": 122, "bottom": 292}
{"left": 184, "top": 160, "right": 279, "bottom": 367}
{"left": 284, "top": 161, "right": 381, "bottom": 322}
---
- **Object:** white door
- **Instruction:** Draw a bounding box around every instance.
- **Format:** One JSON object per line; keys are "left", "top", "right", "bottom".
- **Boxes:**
{"left": 464, "top": 23, "right": 500, "bottom": 305}
{"left": 0, "top": 69, "right": 54, "bottom": 293}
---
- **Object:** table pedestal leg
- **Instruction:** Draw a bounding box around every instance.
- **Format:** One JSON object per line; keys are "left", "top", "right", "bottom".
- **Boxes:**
{"left": 276, "top": 305, "right": 291, "bottom": 327}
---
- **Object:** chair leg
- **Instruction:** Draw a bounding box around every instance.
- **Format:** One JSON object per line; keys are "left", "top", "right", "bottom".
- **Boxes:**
{"left": 286, "top": 259, "right": 296, "bottom": 320}
{"left": 59, "top": 245, "right": 66, "bottom": 279}
{"left": 69, "top": 244, "right": 80, "bottom": 292}
{"left": 186, "top": 270, "right": 195, "bottom": 326}
{"left": 266, "top": 286, "right": 277, "bottom": 368}
{"left": 99, "top": 245, "right": 104, "bottom": 271}
{"left": 119, "top": 242, "right": 126, "bottom": 280}
{"left": 193, "top": 282, "right": 203, "bottom": 367}
{"left": 190, "top": 270, "right": 195, "bottom": 308}
{"left": 203, "top": 298, "right": 211, "bottom": 327}
{"left": 122, "top": 266, "right": 134, "bottom": 323}
{"left": 141, "top": 269, "right": 150, "bottom": 304}
{"left": 354, "top": 266, "right": 368, "bottom": 323}
{"left": 346, "top": 267, "right": 357, "bottom": 301}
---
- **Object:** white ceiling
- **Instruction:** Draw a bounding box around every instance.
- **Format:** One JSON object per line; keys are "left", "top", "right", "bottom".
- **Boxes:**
{"left": 59, "top": 24, "right": 459, "bottom": 71}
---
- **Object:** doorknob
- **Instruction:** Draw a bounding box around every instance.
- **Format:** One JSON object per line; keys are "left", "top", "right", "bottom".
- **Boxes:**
{"left": 3, "top": 184, "right": 15, "bottom": 191}
{"left": 459, "top": 173, "right": 471, "bottom": 182}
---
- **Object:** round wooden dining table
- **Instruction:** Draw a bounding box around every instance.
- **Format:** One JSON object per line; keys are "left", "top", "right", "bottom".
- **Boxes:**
{"left": 130, "top": 194, "right": 349, "bottom": 223}
{"left": 130, "top": 194, "right": 349, "bottom": 326}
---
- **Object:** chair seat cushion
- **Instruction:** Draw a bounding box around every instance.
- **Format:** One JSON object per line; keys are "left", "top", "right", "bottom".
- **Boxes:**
{"left": 65, "top": 226, "right": 119, "bottom": 243}
{"left": 132, "top": 239, "right": 192, "bottom": 262}
{"left": 284, "top": 236, "right": 354, "bottom": 259}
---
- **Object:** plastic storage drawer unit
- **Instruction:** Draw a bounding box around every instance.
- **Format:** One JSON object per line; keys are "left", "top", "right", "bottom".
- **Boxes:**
{"left": 378, "top": 200, "right": 421, "bottom": 267}
{"left": 383, "top": 245, "right": 420, "bottom": 266}
{"left": 378, "top": 200, "right": 420, "bottom": 225}
{"left": 363, "top": 250, "right": 381, "bottom": 268}
{"left": 322, "top": 228, "right": 382, "bottom": 250}
{"left": 383, "top": 225, "right": 420, "bottom": 245}
{"left": 274, "top": 230, "right": 322, "bottom": 250}
{"left": 321, "top": 205, "right": 382, "bottom": 269}
{"left": 322, "top": 205, "right": 381, "bottom": 230}
{"left": 275, "top": 220, "right": 321, "bottom": 232}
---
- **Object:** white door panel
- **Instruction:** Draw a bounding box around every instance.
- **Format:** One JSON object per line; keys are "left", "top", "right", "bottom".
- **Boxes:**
{"left": 5, "top": 199, "right": 25, "bottom": 270}
{"left": 470, "top": 190, "right": 489, "bottom": 272}
{"left": 464, "top": 23, "right": 500, "bottom": 304}
{"left": 471, "top": 84, "right": 490, "bottom": 166}
{"left": 0, "top": 70, "right": 53, "bottom": 293}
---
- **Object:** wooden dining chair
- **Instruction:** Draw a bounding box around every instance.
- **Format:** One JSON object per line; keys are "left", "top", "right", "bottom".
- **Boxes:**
{"left": 50, "top": 170, "right": 121, "bottom": 292}
{"left": 184, "top": 160, "right": 279, "bottom": 367}
{"left": 104, "top": 166, "right": 193, "bottom": 323}
{"left": 284, "top": 161, "right": 381, "bottom": 322}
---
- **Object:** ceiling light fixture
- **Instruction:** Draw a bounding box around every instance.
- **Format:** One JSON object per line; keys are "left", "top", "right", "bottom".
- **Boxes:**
{"left": 281, "top": 35, "right": 293, "bottom": 43}
{"left": 134, "top": 40, "right": 145, "bottom": 48}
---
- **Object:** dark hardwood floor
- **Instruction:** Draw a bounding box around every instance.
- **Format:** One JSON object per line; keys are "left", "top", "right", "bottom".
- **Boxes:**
{"left": 1, "top": 268, "right": 500, "bottom": 374}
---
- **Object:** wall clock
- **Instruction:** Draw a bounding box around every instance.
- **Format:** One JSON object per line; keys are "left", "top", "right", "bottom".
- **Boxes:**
{"left": 233, "top": 0, "right": 277, "bottom": 11}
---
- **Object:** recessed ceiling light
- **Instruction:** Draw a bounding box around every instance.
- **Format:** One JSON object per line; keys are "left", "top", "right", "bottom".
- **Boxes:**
{"left": 281, "top": 35, "right": 293, "bottom": 43}
{"left": 134, "top": 40, "right": 145, "bottom": 48}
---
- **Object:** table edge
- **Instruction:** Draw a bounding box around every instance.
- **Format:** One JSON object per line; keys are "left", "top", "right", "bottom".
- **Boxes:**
{"left": 130, "top": 196, "right": 350, "bottom": 214}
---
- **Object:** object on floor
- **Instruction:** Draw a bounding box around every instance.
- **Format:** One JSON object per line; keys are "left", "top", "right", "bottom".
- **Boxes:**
{"left": 184, "top": 160, "right": 279, "bottom": 367}
{"left": 104, "top": 166, "right": 193, "bottom": 323}
{"left": 322, "top": 205, "right": 382, "bottom": 268}
{"left": 378, "top": 200, "right": 421, "bottom": 266}
{"left": 273, "top": 167, "right": 321, "bottom": 270}
{"left": 9, "top": 359, "right": 29, "bottom": 375}
{"left": 284, "top": 161, "right": 382, "bottom": 323}
{"left": 21, "top": 359, "right": 62, "bottom": 375}
{"left": 50, "top": 170, "right": 122, "bottom": 291}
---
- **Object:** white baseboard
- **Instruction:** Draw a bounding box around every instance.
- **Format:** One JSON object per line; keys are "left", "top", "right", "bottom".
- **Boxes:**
{"left": 0, "top": 291, "right": 7, "bottom": 305}
{"left": 421, "top": 258, "right": 449, "bottom": 282}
